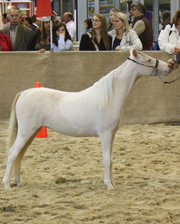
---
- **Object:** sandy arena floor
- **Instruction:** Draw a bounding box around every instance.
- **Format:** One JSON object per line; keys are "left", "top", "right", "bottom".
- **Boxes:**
{"left": 0, "top": 119, "right": 180, "bottom": 224}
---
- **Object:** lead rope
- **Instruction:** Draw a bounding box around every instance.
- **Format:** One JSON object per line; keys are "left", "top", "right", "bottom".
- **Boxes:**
{"left": 157, "top": 72, "right": 180, "bottom": 84}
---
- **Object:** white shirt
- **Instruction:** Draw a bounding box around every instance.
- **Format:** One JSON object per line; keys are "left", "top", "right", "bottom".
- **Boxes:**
{"left": 158, "top": 24, "right": 180, "bottom": 54}
{"left": 66, "top": 20, "right": 76, "bottom": 41}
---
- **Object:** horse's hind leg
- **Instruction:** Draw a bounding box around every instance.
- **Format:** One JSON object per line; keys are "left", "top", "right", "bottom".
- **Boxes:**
{"left": 13, "top": 129, "right": 41, "bottom": 186}
{"left": 3, "top": 129, "right": 39, "bottom": 189}
{"left": 100, "top": 131, "right": 116, "bottom": 189}
{"left": 3, "top": 137, "right": 26, "bottom": 189}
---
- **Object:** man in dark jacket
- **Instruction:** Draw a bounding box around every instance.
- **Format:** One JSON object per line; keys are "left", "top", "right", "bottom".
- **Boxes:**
{"left": 0, "top": 6, "right": 32, "bottom": 51}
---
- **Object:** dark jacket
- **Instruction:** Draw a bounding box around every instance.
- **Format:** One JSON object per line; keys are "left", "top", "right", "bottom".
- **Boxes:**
{"left": 25, "top": 28, "right": 41, "bottom": 50}
{"left": 131, "top": 15, "right": 152, "bottom": 50}
{"left": 30, "top": 24, "right": 38, "bottom": 31}
{"left": 1, "top": 24, "right": 32, "bottom": 51}
{"left": 80, "top": 33, "right": 112, "bottom": 51}
{"left": 176, "top": 53, "right": 180, "bottom": 64}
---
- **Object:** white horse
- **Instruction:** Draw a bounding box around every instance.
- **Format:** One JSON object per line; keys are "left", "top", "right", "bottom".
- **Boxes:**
{"left": 3, "top": 49, "right": 171, "bottom": 189}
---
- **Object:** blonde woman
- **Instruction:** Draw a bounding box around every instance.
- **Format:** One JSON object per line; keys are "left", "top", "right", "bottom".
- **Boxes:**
{"left": 109, "top": 12, "right": 142, "bottom": 51}
{"left": 80, "top": 14, "right": 112, "bottom": 51}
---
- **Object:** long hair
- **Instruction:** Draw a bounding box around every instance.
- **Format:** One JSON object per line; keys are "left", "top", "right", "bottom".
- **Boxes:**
{"left": 90, "top": 14, "right": 111, "bottom": 50}
{"left": 172, "top": 9, "right": 180, "bottom": 25}
{"left": 112, "top": 12, "right": 131, "bottom": 32}
{"left": 40, "top": 20, "right": 54, "bottom": 43}
{"left": 53, "top": 22, "right": 72, "bottom": 46}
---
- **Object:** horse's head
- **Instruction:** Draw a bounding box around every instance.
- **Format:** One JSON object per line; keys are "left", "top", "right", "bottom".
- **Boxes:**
{"left": 128, "top": 48, "right": 171, "bottom": 77}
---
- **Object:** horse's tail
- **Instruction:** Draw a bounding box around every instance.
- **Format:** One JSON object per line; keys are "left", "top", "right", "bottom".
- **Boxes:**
{"left": 6, "top": 92, "right": 22, "bottom": 153}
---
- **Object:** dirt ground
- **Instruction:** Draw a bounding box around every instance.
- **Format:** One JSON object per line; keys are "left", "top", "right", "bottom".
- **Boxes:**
{"left": 0, "top": 119, "right": 180, "bottom": 224}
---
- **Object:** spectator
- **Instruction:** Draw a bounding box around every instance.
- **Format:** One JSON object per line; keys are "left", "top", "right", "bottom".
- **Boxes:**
{"left": 63, "top": 12, "right": 76, "bottom": 41}
{"left": 26, "top": 20, "right": 54, "bottom": 52}
{"left": 24, "top": 17, "right": 32, "bottom": 28}
{"left": 52, "top": 16, "right": 59, "bottom": 25}
{"left": 0, "top": 31, "right": 13, "bottom": 51}
{"left": 107, "top": 8, "right": 120, "bottom": 32}
{"left": 109, "top": 12, "right": 142, "bottom": 51}
{"left": 35, "top": 21, "right": 51, "bottom": 53}
{"left": 130, "top": 2, "right": 152, "bottom": 50}
{"left": 52, "top": 22, "right": 73, "bottom": 51}
{"left": 0, "top": 6, "right": 32, "bottom": 51}
{"left": 80, "top": 14, "right": 112, "bottom": 51}
{"left": 158, "top": 9, "right": 180, "bottom": 55}
{"left": 160, "top": 12, "right": 170, "bottom": 30}
{"left": 1, "top": 13, "right": 10, "bottom": 28}
{"left": 30, "top": 14, "right": 42, "bottom": 31}
{"left": 84, "top": 19, "right": 92, "bottom": 32}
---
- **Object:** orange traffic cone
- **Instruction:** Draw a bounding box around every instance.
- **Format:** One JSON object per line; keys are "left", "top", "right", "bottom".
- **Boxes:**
{"left": 36, "top": 127, "right": 48, "bottom": 138}
{"left": 35, "top": 82, "right": 48, "bottom": 138}
{"left": 35, "top": 82, "right": 41, "bottom": 88}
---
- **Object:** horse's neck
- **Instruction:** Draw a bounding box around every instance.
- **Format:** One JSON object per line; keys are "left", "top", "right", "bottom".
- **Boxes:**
{"left": 113, "top": 60, "right": 137, "bottom": 89}
{"left": 112, "top": 60, "right": 138, "bottom": 108}
{"left": 115, "top": 59, "right": 137, "bottom": 77}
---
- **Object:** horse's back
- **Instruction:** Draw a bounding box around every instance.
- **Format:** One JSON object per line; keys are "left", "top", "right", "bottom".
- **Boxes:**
{"left": 16, "top": 87, "right": 64, "bottom": 121}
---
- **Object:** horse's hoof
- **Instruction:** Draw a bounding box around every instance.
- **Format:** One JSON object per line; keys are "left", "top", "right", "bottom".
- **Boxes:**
{"left": 13, "top": 179, "right": 21, "bottom": 187}
{"left": 105, "top": 181, "right": 116, "bottom": 190}
{"left": 3, "top": 183, "right": 11, "bottom": 190}
{"left": 10, "top": 182, "right": 18, "bottom": 188}
{"left": 107, "top": 184, "right": 114, "bottom": 190}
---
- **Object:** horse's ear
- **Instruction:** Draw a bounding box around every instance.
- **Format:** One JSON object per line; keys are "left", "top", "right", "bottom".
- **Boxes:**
{"left": 132, "top": 49, "right": 137, "bottom": 57}
{"left": 130, "top": 48, "right": 138, "bottom": 57}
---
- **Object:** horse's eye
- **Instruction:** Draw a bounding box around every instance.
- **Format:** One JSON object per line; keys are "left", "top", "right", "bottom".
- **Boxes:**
{"left": 147, "top": 59, "right": 151, "bottom": 62}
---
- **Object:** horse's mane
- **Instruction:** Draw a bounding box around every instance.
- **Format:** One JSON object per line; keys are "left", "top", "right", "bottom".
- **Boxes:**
{"left": 77, "top": 61, "right": 128, "bottom": 110}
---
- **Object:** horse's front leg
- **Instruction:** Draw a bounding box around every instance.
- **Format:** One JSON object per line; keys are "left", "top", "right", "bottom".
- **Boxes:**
{"left": 100, "top": 131, "right": 116, "bottom": 189}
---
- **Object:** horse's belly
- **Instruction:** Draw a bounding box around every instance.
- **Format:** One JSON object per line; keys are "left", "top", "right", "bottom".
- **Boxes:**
{"left": 44, "top": 104, "right": 98, "bottom": 137}
{"left": 46, "top": 115, "right": 97, "bottom": 137}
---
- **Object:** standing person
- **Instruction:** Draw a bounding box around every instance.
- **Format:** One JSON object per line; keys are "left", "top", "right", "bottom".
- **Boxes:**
{"left": 84, "top": 19, "right": 92, "bottom": 32}
{"left": 79, "top": 14, "right": 112, "bottom": 51}
{"left": 107, "top": 8, "right": 120, "bottom": 32}
{"left": 158, "top": 9, "right": 180, "bottom": 55}
{"left": 30, "top": 14, "right": 42, "bottom": 31}
{"left": 159, "top": 12, "right": 170, "bottom": 31}
{"left": 130, "top": 2, "right": 152, "bottom": 50}
{"left": 109, "top": 12, "right": 142, "bottom": 51}
{"left": 1, "top": 13, "right": 10, "bottom": 28}
{"left": 25, "top": 20, "right": 53, "bottom": 52}
{"left": 0, "top": 31, "right": 13, "bottom": 51}
{"left": 52, "top": 22, "right": 73, "bottom": 51}
{"left": 63, "top": 12, "right": 76, "bottom": 41}
{"left": 0, "top": 6, "right": 32, "bottom": 51}
{"left": 24, "top": 17, "right": 32, "bottom": 28}
{"left": 34, "top": 21, "right": 52, "bottom": 53}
